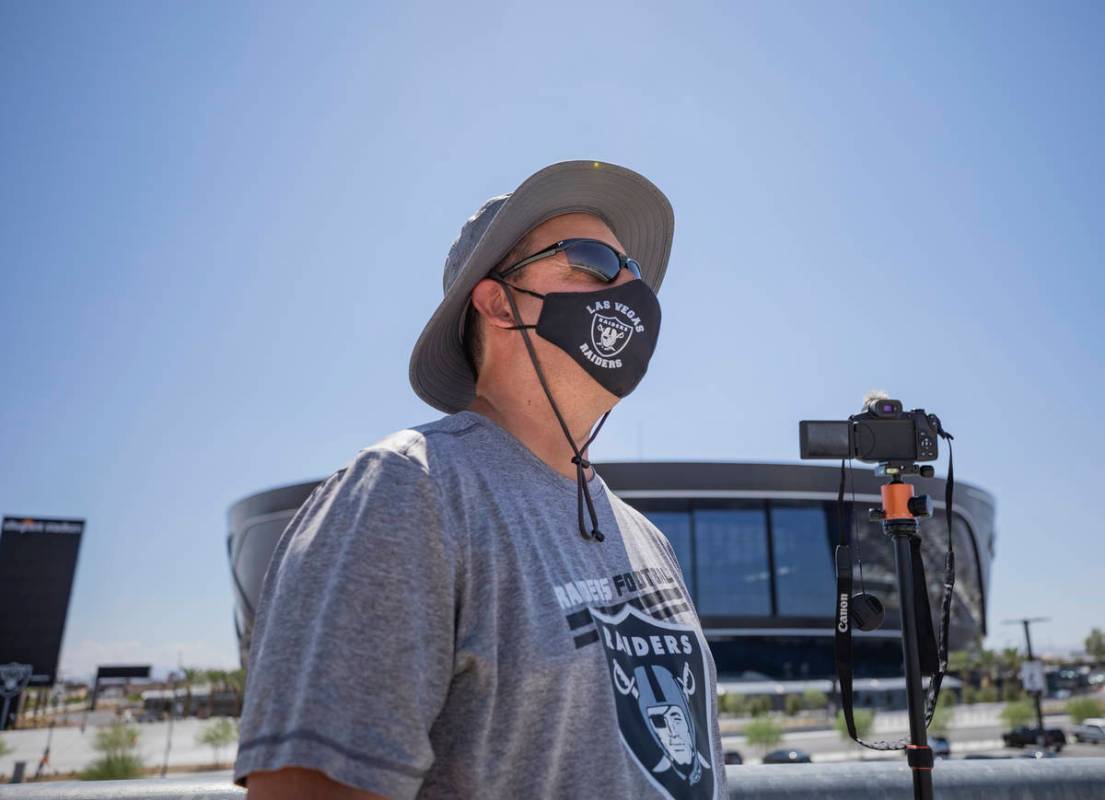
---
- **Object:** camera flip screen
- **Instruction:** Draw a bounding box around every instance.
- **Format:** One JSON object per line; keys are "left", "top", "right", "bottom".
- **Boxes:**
{"left": 799, "top": 420, "right": 852, "bottom": 459}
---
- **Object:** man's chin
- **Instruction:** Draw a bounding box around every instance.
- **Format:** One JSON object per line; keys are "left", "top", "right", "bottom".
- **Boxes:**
{"left": 670, "top": 747, "right": 694, "bottom": 765}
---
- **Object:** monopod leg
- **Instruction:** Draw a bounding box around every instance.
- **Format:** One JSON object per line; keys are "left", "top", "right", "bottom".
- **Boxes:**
{"left": 890, "top": 523, "right": 934, "bottom": 800}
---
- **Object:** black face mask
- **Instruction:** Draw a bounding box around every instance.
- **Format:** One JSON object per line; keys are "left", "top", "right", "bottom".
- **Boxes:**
{"left": 493, "top": 278, "right": 662, "bottom": 398}
{"left": 491, "top": 276, "right": 662, "bottom": 543}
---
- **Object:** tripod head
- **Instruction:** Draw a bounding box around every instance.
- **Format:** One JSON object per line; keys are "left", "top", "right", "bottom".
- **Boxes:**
{"left": 869, "top": 465, "right": 935, "bottom": 523}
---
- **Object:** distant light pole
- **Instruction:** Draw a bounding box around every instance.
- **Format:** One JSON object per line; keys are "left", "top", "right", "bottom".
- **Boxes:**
{"left": 161, "top": 672, "right": 179, "bottom": 778}
{"left": 1004, "top": 617, "right": 1050, "bottom": 749}
{"left": 33, "top": 687, "right": 63, "bottom": 780}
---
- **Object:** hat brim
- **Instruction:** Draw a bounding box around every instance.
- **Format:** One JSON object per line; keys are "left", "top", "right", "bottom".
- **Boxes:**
{"left": 409, "top": 160, "right": 675, "bottom": 414}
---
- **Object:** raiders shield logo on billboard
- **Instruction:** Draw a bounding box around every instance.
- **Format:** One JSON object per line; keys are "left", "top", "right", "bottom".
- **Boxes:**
{"left": 591, "top": 313, "right": 634, "bottom": 358}
{"left": 591, "top": 606, "right": 716, "bottom": 800}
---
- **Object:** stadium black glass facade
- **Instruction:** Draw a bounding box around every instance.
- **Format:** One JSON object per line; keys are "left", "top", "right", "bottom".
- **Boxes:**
{"left": 228, "top": 462, "right": 995, "bottom": 685}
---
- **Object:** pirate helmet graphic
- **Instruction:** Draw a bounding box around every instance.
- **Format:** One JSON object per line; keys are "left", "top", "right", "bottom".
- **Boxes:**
{"left": 634, "top": 664, "right": 704, "bottom": 785}
{"left": 597, "top": 604, "right": 716, "bottom": 799}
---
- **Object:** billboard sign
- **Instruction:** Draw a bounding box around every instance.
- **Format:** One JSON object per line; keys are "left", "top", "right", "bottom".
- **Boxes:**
{"left": 0, "top": 516, "right": 84, "bottom": 686}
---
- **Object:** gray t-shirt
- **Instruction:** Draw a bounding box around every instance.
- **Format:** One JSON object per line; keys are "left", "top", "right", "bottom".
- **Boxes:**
{"left": 235, "top": 411, "right": 725, "bottom": 800}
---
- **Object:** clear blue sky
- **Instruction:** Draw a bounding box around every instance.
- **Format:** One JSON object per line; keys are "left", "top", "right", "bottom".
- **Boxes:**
{"left": 2, "top": 1, "right": 1102, "bottom": 679}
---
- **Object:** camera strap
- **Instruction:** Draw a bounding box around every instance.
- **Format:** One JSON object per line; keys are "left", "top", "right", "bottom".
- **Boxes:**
{"left": 833, "top": 426, "right": 955, "bottom": 750}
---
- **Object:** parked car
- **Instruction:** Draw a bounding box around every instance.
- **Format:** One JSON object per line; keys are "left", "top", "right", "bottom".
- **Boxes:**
{"left": 762, "top": 749, "right": 813, "bottom": 764}
{"left": 1002, "top": 726, "right": 1066, "bottom": 751}
{"left": 723, "top": 750, "right": 744, "bottom": 765}
{"left": 1073, "top": 718, "right": 1105, "bottom": 744}
{"left": 929, "top": 736, "right": 951, "bottom": 759}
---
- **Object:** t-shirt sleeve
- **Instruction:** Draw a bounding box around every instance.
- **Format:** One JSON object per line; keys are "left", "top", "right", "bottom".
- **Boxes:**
{"left": 233, "top": 449, "right": 457, "bottom": 799}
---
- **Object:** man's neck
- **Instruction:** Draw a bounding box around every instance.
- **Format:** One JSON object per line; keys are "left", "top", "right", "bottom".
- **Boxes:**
{"left": 468, "top": 387, "right": 608, "bottom": 481}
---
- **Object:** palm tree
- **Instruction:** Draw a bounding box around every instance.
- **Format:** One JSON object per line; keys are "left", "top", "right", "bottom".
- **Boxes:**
{"left": 1086, "top": 627, "right": 1105, "bottom": 665}
{"left": 977, "top": 648, "right": 998, "bottom": 689}
{"left": 180, "top": 668, "right": 203, "bottom": 718}
{"left": 225, "top": 668, "right": 246, "bottom": 717}
{"left": 204, "top": 670, "right": 227, "bottom": 718}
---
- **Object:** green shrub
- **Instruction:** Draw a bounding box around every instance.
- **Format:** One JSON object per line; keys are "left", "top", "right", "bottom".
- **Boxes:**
{"left": 937, "top": 690, "right": 956, "bottom": 709}
{"left": 81, "top": 722, "right": 143, "bottom": 781}
{"left": 80, "top": 754, "right": 145, "bottom": 781}
{"left": 196, "top": 718, "right": 239, "bottom": 764}
{"left": 1066, "top": 697, "right": 1104, "bottom": 725}
{"left": 784, "top": 694, "right": 802, "bottom": 717}
{"left": 962, "top": 687, "right": 978, "bottom": 705}
{"left": 1003, "top": 683, "right": 1024, "bottom": 702}
{"left": 747, "top": 696, "right": 772, "bottom": 718}
{"left": 801, "top": 689, "right": 829, "bottom": 711}
{"left": 835, "top": 708, "right": 875, "bottom": 740}
{"left": 999, "top": 700, "right": 1035, "bottom": 730}
{"left": 719, "top": 693, "right": 748, "bottom": 715}
{"left": 745, "top": 717, "right": 783, "bottom": 753}
{"left": 976, "top": 686, "right": 998, "bottom": 703}
{"left": 0, "top": 736, "right": 11, "bottom": 757}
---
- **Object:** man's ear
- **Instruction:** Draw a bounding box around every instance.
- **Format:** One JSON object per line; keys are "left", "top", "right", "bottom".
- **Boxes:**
{"left": 470, "top": 278, "right": 516, "bottom": 330}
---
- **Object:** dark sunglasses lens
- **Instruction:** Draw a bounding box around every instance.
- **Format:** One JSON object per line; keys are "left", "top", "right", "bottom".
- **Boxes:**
{"left": 564, "top": 240, "right": 622, "bottom": 281}
{"left": 625, "top": 258, "right": 642, "bottom": 279}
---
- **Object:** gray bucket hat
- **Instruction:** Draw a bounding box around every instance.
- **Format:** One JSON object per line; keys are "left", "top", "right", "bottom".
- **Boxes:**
{"left": 409, "top": 160, "right": 675, "bottom": 413}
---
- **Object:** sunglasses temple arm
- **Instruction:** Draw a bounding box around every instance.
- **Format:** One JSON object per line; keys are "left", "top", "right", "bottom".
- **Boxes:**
{"left": 498, "top": 243, "right": 563, "bottom": 278}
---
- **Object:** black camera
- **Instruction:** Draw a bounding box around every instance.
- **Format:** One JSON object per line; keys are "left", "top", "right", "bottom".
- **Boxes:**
{"left": 800, "top": 398, "right": 940, "bottom": 463}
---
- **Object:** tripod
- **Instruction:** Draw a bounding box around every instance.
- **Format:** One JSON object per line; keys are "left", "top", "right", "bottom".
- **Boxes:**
{"left": 871, "top": 465, "right": 937, "bottom": 800}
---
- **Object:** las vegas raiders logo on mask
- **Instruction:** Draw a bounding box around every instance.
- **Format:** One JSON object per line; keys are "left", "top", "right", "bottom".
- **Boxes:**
{"left": 591, "top": 606, "right": 716, "bottom": 800}
{"left": 591, "top": 313, "right": 634, "bottom": 358}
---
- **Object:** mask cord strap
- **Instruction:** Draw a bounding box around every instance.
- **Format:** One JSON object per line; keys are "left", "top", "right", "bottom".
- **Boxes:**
{"left": 494, "top": 277, "right": 609, "bottom": 542}
{"left": 574, "top": 411, "right": 611, "bottom": 541}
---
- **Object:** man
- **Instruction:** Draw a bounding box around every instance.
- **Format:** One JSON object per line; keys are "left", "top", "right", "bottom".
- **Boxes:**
{"left": 236, "top": 161, "right": 725, "bottom": 799}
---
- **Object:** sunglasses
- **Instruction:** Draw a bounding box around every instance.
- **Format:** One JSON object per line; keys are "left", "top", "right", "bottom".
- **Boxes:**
{"left": 498, "top": 238, "right": 642, "bottom": 283}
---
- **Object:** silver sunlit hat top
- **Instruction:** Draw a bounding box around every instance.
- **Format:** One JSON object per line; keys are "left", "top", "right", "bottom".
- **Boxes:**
{"left": 409, "top": 160, "right": 675, "bottom": 413}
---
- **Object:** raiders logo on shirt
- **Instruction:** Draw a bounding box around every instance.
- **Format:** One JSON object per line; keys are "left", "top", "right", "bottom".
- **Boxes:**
{"left": 592, "top": 605, "right": 716, "bottom": 800}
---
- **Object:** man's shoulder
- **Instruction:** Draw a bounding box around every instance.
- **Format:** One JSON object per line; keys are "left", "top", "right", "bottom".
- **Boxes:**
{"left": 349, "top": 412, "right": 487, "bottom": 477}
{"left": 282, "top": 415, "right": 485, "bottom": 552}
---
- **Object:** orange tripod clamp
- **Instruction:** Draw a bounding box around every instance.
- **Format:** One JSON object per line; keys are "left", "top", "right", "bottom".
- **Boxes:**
{"left": 881, "top": 481, "right": 916, "bottom": 520}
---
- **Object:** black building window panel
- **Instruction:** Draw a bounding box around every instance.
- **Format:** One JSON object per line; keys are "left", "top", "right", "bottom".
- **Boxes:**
{"left": 770, "top": 503, "right": 836, "bottom": 617}
{"left": 693, "top": 506, "right": 771, "bottom": 616}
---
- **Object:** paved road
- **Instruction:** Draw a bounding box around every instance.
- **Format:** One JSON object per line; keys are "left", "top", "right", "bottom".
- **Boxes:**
{"left": 3, "top": 706, "right": 1100, "bottom": 778}
{"left": 1, "top": 718, "right": 236, "bottom": 779}
{"left": 721, "top": 710, "right": 1104, "bottom": 764}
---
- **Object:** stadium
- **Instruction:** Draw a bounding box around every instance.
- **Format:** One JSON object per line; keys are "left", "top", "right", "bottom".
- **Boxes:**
{"left": 227, "top": 461, "right": 994, "bottom": 708}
